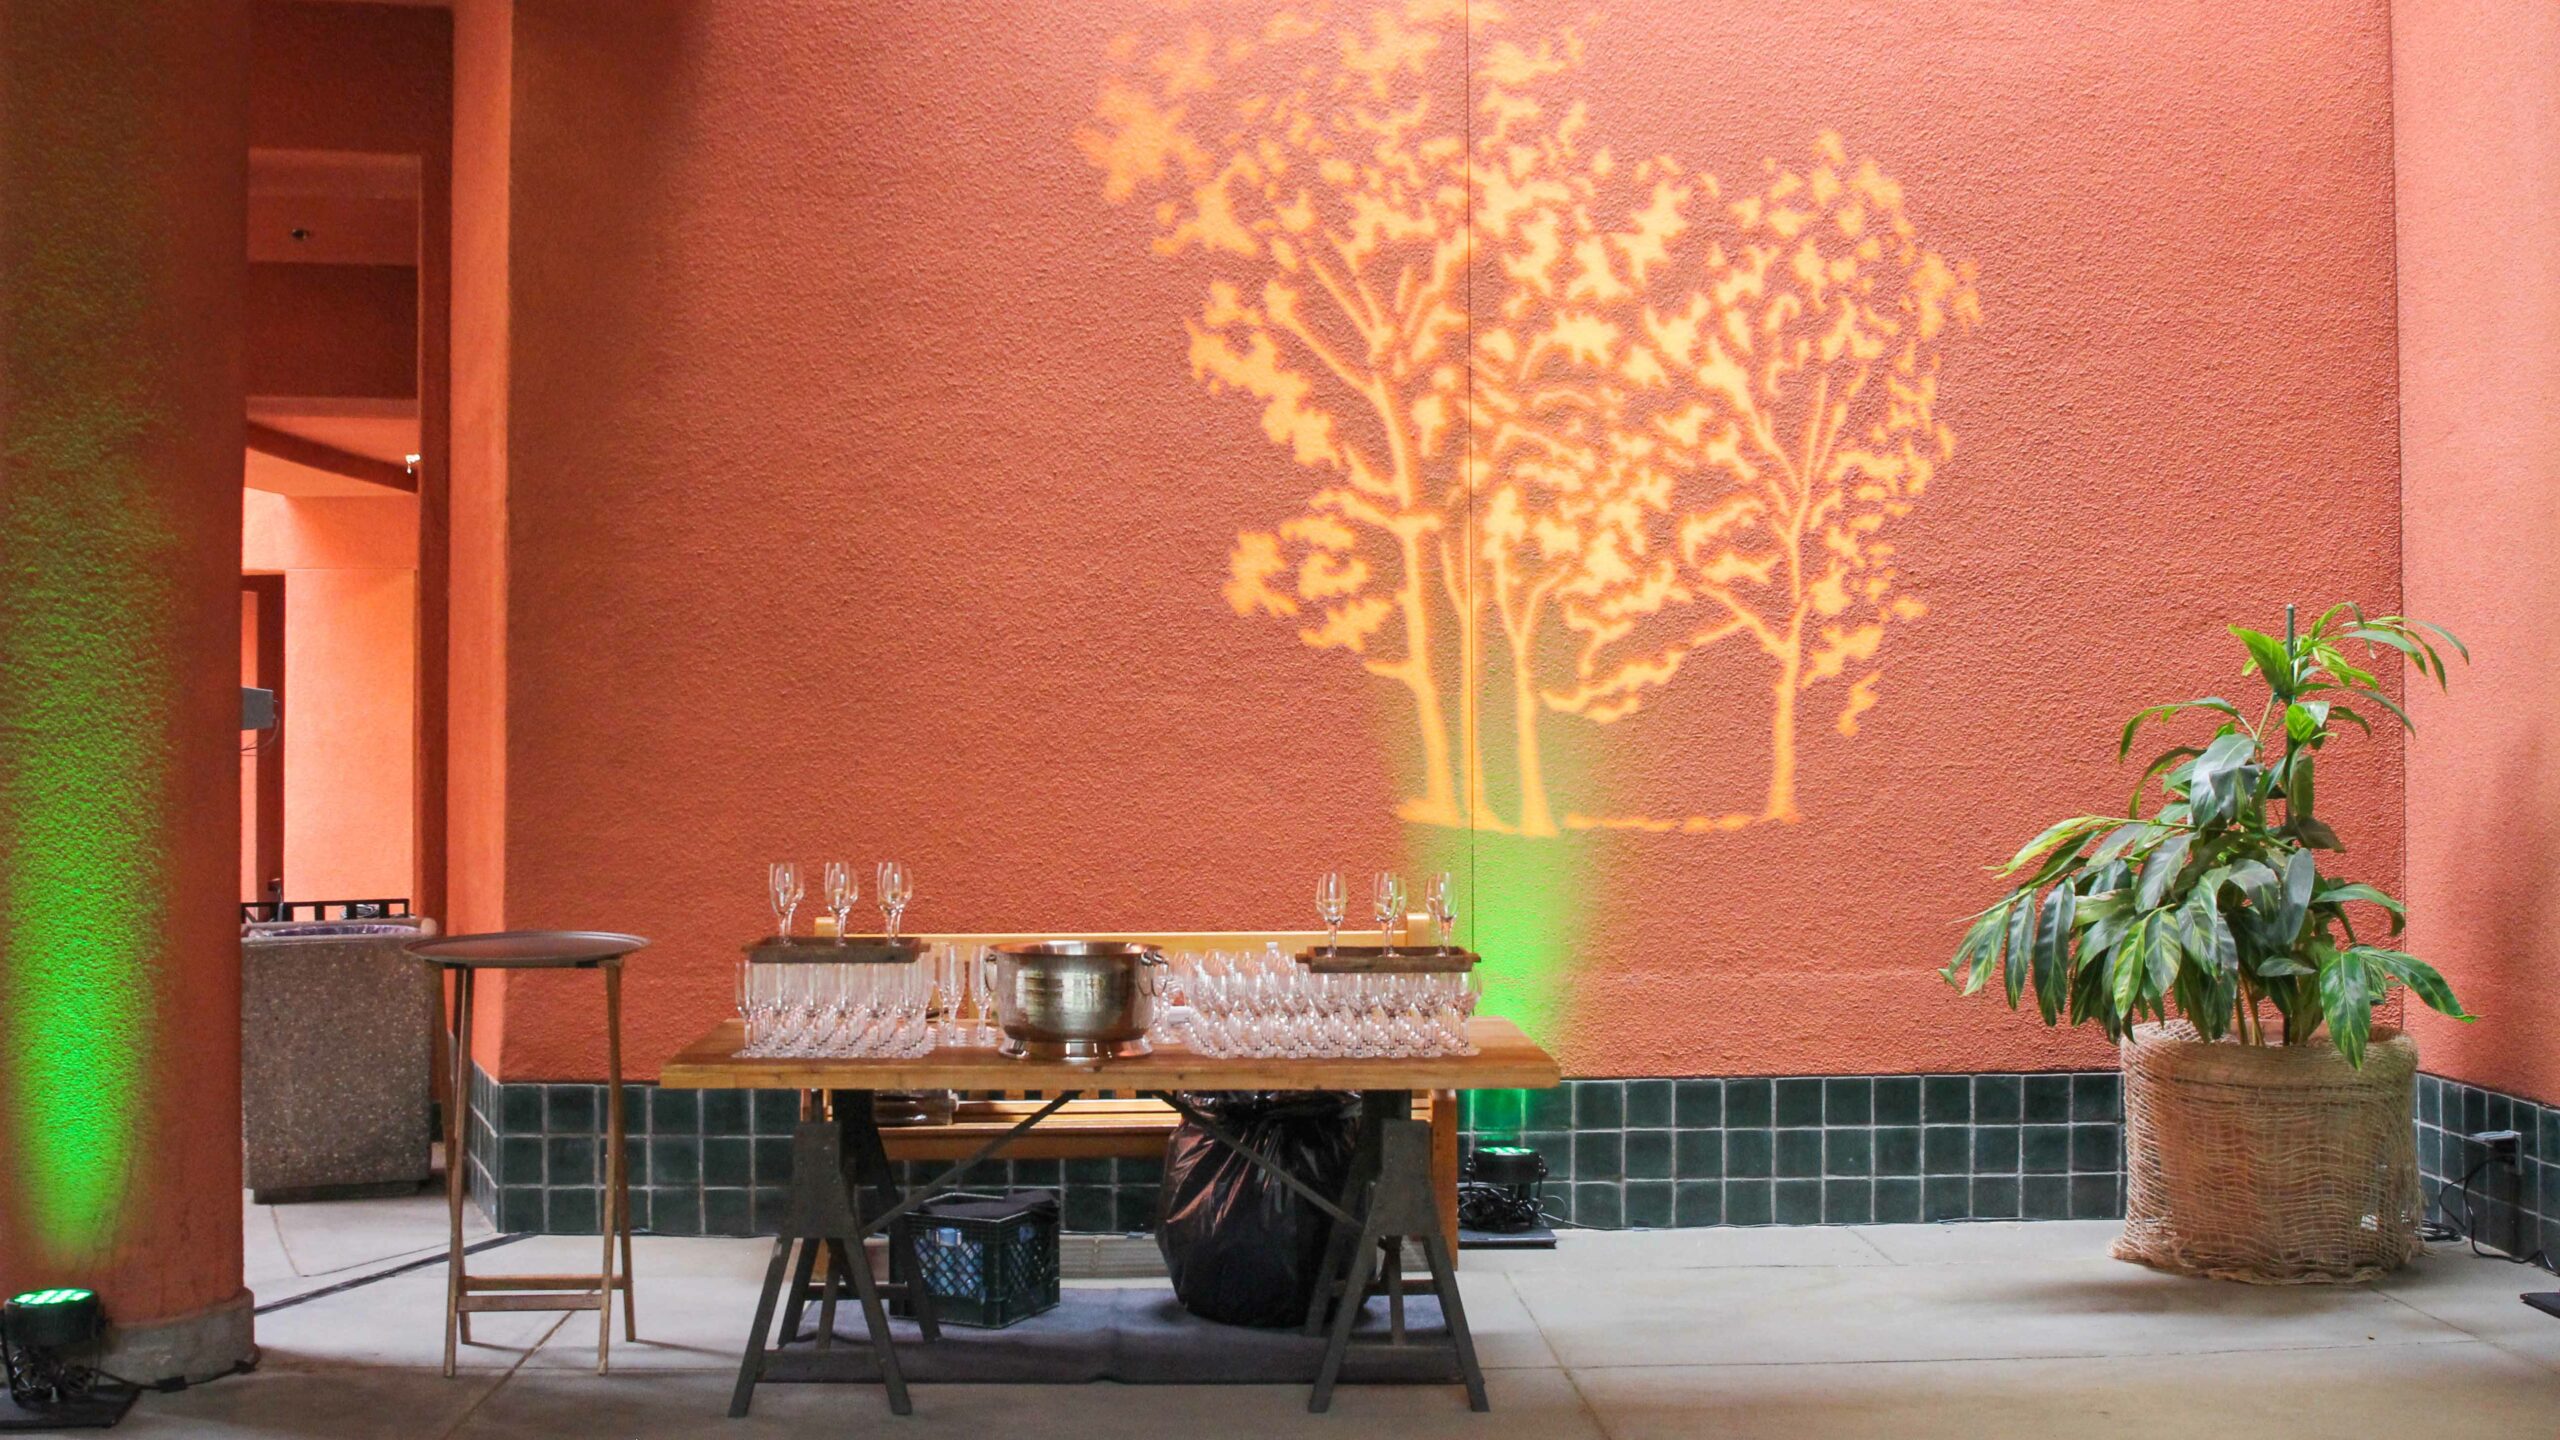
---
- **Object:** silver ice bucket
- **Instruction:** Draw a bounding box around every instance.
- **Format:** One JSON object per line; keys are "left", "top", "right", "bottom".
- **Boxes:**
{"left": 988, "top": 941, "right": 1166, "bottom": 1062}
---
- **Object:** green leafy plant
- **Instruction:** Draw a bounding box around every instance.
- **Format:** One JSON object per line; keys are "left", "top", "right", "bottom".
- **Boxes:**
{"left": 1944, "top": 605, "right": 2472, "bottom": 1066}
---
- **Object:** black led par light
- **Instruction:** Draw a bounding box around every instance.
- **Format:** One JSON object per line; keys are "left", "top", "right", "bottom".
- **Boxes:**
{"left": 1458, "top": 1143, "right": 1556, "bottom": 1248}
{"left": 0, "top": 1287, "right": 136, "bottom": 1430}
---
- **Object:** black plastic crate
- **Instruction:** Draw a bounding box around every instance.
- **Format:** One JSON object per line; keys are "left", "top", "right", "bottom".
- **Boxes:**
{"left": 889, "top": 1191, "right": 1060, "bottom": 1329}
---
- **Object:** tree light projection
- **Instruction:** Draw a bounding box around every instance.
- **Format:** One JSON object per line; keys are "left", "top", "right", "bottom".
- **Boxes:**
{"left": 1083, "top": 3, "right": 1978, "bottom": 835}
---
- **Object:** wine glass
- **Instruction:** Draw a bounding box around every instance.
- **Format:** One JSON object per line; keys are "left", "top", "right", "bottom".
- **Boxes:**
{"left": 1372, "top": 871, "right": 1405, "bottom": 953}
{"left": 822, "top": 861, "right": 856, "bottom": 941}
{"left": 969, "top": 943, "right": 999, "bottom": 1047}
{"left": 1316, "top": 872, "right": 1346, "bottom": 955}
{"left": 1427, "top": 871, "right": 1456, "bottom": 952}
{"left": 769, "top": 861, "right": 805, "bottom": 940}
{"left": 876, "top": 861, "right": 913, "bottom": 942}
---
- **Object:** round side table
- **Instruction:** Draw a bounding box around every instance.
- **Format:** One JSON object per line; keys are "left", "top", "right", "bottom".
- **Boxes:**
{"left": 410, "top": 930, "right": 648, "bottom": 1377}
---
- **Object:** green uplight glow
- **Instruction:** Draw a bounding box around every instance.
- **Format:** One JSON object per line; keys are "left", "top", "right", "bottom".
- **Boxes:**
{"left": 10, "top": 1289, "right": 96, "bottom": 1308}
{"left": 2, "top": 74, "right": 168, "bottom": 1261}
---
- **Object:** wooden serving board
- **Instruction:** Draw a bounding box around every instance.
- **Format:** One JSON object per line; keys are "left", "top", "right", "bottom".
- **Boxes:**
{"left": 1296, "top": 945, "right": 1480, "bottom": 974}
{"left": 742, "top": 936, "right": 924, "bottom": 965}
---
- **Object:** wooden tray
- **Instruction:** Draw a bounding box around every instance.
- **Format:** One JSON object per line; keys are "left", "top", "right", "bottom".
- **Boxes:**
{"left": 1296, "top": 945, "right": 1479, "bottom": 974}
{"left": 743, "top": 936, "right": 925, "bottom": 965}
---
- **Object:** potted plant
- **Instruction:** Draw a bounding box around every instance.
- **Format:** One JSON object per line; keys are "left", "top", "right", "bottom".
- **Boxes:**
{"left": 1945, "top": 605, "right": 2470, "bottom": 1282}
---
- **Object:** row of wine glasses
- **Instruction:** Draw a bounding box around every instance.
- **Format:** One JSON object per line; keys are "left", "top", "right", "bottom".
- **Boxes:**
{"left": 736, "top": 942, "right": 1006, "bottom": 1057}
{"left": 769, "top": 859, "right": 915, "bottom": 941}
{"left": 1314, "top": 870, "right": 1458, "bottom": 953}
{"left": 1154, "top": 945, "right": 1479, "bottom": 1058}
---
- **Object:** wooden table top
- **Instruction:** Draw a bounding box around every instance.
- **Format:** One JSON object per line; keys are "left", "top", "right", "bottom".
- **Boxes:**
{"left": 658, "top": 1017, "right": 1560, "bottom": 1093}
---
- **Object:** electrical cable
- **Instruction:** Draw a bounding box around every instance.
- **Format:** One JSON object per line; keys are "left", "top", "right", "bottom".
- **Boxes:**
{"left": 2423, "top": 1151, "right": 2556, "bottom": 1274}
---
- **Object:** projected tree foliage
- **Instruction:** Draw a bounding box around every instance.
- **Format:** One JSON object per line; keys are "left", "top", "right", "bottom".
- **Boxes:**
{"left": 1082, "top": 2, "right": 1979, "bottom": 834}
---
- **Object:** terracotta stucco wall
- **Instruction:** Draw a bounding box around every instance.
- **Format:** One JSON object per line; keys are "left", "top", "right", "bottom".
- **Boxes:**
{"left": 2396, "top": 0, "right": 2560, "bottom": 1105}
{"left": 477, "top": 0, "right": 2405, "bottom": 1081}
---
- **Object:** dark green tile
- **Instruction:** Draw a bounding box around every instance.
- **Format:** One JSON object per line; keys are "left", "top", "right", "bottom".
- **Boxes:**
{"left": 648, "top": 1086, "right": 697, "bottom": 1134}
{"left": 1477, "top": 1090, "right": 1527, "bottom": 1136}
{"left": 1825, "top": 1129, "right": 1872, "bottom": 1178}
{"left": 547, "top": 1086, "right": 597, "bottom": 1134}
{"left": 2022, "top": 1175, "right": 2070, "bottom": 1219}
{"left": 1674, "top": 1180, "right": 1723, "bottom": 1227}
{"left": 1874, "top": 1126, "right": 1920, "bottom": 1178}
{"left": 1012, "top": 1157, "right": 1062, "bottom": 1186}
{"left": 1724, "top": 1179, "right": 1773, "bottom": 1226}
{"left": 546, "top": 1185, "right": 599, "bottom": 1235}
{"left": 1775, "top": 1079, "right": 1825, "bottom": 1128}
{"left": 1775, "top": 1129, "right": 1822, "bottom": 1179}
{"left": 1726, "top": 1130, "right": 1772, "bottom": 1179}
{"left": 2069, "top": 1174, "right": 2121, "bottom": 1219}
{"left": 497, "top": 1186, "right": 545, "bottom": 1234}
{"left": 1623, "top": 1180, "right": 1673, "bottom": 1228}
{"left": 1542, "top": 1186, "right": 1575, "bottom": 1226}
{"left": 1923, "top": 1076, "right": 1971, "bottom": 1124}
{"left": 1923, "top": 1175, "right": 1970, "bottom": 1221}
{"left": 501, "top": 1085, "right": 545, "bottom": 1135}
{"left": 1115, "top": 1186, "right": 1157, "bottom": 1231}
{"left": 1525, "top": 1086, "right": 1575, "bottom": 1131}
{"left": 1574, "top": 1081, "right": 1625, "bottom": 1130}
{"left": 753, "top": 1137, "right": 793, "bottom": 1188}
{"left": 752, "top": 1089, "right": 801, "bottom": 1135}
{"left": 1874, "top": 1077, "right": 1921, "bottom": 1127}
{"left": 1974, "top": 1075, "right": 2023, "bottom": 1125}
{"left": 650, "top": 1187, "right": 701, "bottom": 1236}
{"left": 1675, "top": 1079, "right": 1723, "bottom": 1129}
{"left": 1972, "top": 1127, "right": 2020, "bottom": 1174}
{"left": 1675, "top": 1129, "right": 1723, "bottom": 1180}
{"left": 617, "top": 1188, "right": 650, "bottom": 1232}
{"left": 1923, "top": 1126, "right": 1970, "bottom": 1176}
{"left": 649, "top": 1137, "right": 700, "bottom": 1187}
{"left": 1117, "top": 1156, "right": 1164, "bottom": 1186}
{"left": 1872, "top": 1177, "right": 1922, "bottom": 1224}
{"left": 546, "top": 1136, "right": 596, "bottom": 1187}
{"left": 2072, "top": 1124, "right": 2119, "bottom": 1173}
{"left": 702, "top": 1187, "right": 752, "bottom": 1237}
{"left": 1822, "top": 1178, "right": 1872, "bottom": 1224}
{"left": 619, "top": 1086, "right": 650, "bottom": 1131}
{"left": 2072, "top": 1072, "right": 2120, "bottom": 1123}
{"left": 703, "top": 1136, "right": 752, "bottom": 1188}
{"left": 1063, "top": 1187, "right": 1114, "bottom": 1232}
{"left": 1971, "top": 1175, "right": 2020, "bottom": 1220}
{"left": 2022, "top": 1124, "right": 2071, "bottom": 1175}
{"left": 1773, "top": 1179, "right": 1823, "bottom": 1225}
{"left": 2023, "top": 1074, "right": 2072, "bottom": 1124}
{"left": 1573, "top": 1183, "right": 1623, "bottom": 1229}
{"left": 747, "top": 1186, "right": 784, "bottom": 1233}
{"left": 1065, "top": 1156, "right": 1115, "bottom": 1186}
{"left": 700, "top": 1089, "right": 749, "bottom": 1137}
{"left": 500, "top": 1136, "right": 545, "bottom": 1187}
{"left": 1824, "top": 1078, "right": 1873, "bottom": 1126}
{"left": 1574, "top": 1131, "right": 1624, "bottom": 1182}
{"left": 1624, "top": 1130, "right": 1672, "bottom": 1181}
{"left": 1724, "top": 1079, "right": 1773, "bottom": 1129}
{"left": 1625, "top": 1080, "right": 1674, "bottom": 1130}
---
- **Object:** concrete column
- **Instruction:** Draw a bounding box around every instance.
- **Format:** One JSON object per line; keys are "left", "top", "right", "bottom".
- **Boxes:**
{"left": 0, "top": 1, "right": 257, "bottom": 1381}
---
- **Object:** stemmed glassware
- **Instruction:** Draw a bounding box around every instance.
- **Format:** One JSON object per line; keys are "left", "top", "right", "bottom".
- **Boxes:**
{"left": 876, "top": 861, "right": 912, "bottom": 942}
{"left": 968, "top": 944, "right": 999, "bottom": 1047}
{"left": 1372, "top": 871, "right": 1406, "bottom": 952}
{"left": 1316, "top": 872, "right": 1346, "bottom": 955}
{"left": 823, "top": 861, "right": 856, "bottom": 941}
{"left": 769, "top": 861, "right": 805, "bottom": 940}
{"left": 1426, "top": 871, "right": 1456, "bottom": 952}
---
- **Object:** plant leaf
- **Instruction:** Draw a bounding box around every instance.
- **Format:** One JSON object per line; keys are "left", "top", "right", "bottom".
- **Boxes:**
{"left": 2316, "top": 881, "right": 2404, "bottom": 934}
{"left": 2317, "top": 952, "right": 2372, "bottom": 1068}
{"left": 2033, "top": 885, "right": 2076, "bottom": 1025}
{"left": 2349, "top": 945, "right": 2471, "bottom": 1020}
{"left": 2286, "top": 750, "right": 2315, "bottom": 821}
{"left": 2288, "top": 816, "right": 2344, "bottom": 851}
{"left": 2232, "top": 626, "right": 2293, "bottom": 692}
{"left": 2277, "top": 848, "right": 2317, "bottom": 948}
{"left": 2117, "top": 697, "right": 2242, "bottom": 760}
{"left": 2186, "top": 732, "right": 2260, "bottom": 828}
{"left": 1998, "top": 815, "right": 2111, "bottom": 877}
{"left": 2004, "top": 890, "right": 2038, "bottom": 1009}
{"left": 2136, "top": 831, "right": 2194, "bottom": 910}
{"left": 2283, "top": 701, "right": 2329, "bottom": 744}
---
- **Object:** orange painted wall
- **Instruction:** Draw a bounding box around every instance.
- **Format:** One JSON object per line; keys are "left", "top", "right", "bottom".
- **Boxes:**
{"left": 471, "top": 0, "right": 2404, "bottom": 1081}
{"left": 245, "top": 262, "right": 417, "bottom": 401}
{"left": 2396, "top": 0, "right": 2560, "bottom": 1106}
{"left": 243, "top": 491, "right": 420, "bottom": 904}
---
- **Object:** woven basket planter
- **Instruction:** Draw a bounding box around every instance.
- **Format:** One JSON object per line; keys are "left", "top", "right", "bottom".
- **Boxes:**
{"left": 2113, "top": 1021, "right": 2421, "bottom": 1284}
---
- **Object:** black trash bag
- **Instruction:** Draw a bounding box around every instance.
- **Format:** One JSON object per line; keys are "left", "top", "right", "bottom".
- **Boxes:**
{"left": 1156, "top": 1091, "right": 1358, "bottom": 1327}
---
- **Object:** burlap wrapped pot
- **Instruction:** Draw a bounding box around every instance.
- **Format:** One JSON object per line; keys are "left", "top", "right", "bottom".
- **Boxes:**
{"left": 2113, "top": 1021, "right": 2420, "bottom": 1284}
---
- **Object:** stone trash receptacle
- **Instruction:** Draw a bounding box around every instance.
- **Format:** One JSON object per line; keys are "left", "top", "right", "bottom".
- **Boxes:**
{"left": 242, "top": 917, "right": 440, "bottom": 1203}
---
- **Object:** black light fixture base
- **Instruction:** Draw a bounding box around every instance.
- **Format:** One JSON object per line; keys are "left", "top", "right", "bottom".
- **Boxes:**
{"left": 2522, "top": 1292, "right": 2560, "bottom": 1322}
{"left": 1458, "top": 1225, "right": 1557, "bottom": 1250}
{"left": 0, "top": 1384, "right": 138, "bottom": 1431}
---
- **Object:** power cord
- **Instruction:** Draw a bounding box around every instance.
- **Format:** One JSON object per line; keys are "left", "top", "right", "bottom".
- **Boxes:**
{"left": 2423, "top": 1146, "right": 2556, "bottom": 1274}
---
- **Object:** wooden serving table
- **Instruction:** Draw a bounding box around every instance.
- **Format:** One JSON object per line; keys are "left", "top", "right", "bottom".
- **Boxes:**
{"left": 660, "top": 1017, "right": 1559, "bottom": 1416}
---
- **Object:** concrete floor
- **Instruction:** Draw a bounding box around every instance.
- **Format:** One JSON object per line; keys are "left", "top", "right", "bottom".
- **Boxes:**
{"left": 123, "top": 1196, "right": 2560, "bottom": 1437}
